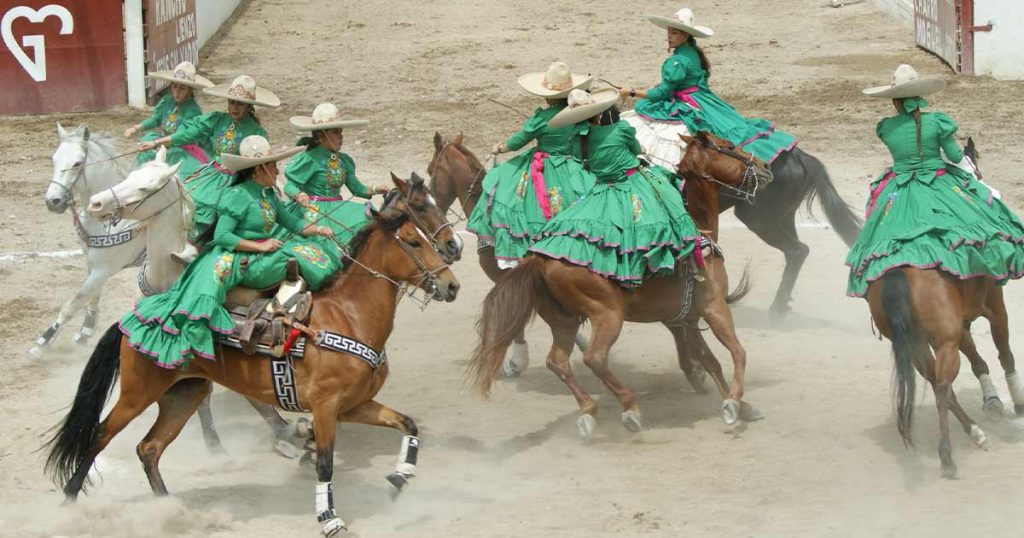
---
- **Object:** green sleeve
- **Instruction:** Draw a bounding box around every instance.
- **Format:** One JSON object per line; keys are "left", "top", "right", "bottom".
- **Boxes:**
{"left": 273, "top": 195, "right": 306, "bottom": 234}
{"left": 504, "top": 108, "right": 547, "bottom": 151}
{"left": 212, "top": 188, "right": 247, "bottom": 250}
{"left": 646, "top": 56, "right": 690, "bottom": 102}
{"left": 935, "top": 113, "right": 963, "bottom": 162}
{"left": 342, "top": 154, "right": 372, "bottom": 198}
{"left": 170, "top": 112, "right": 218, "bottom": 146}
{"left": 621, "top": 122, "right": 642, "bottom": 155}
{"left": 283, "top": 151, "right": 315, "bottom": 199}
{"left": 139, "top": 95, "right": 170, "bottom": 130}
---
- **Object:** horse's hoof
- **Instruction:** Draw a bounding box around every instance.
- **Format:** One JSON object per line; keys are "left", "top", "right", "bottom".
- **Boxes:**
{"left": 722, "top": 399, "right": 740, "bottom": 426}
{"left": 684, "top": 369, "right": 710, "bottom": 395}
{"left": 621, "top": 409, "right": 643, "bottom": 433}
{"left": 274, "top": 439, "right": 301, "bottom": 459}
{"left": 982, "top": 396, "right": 1004, "bottom": 420}
{"left": 501, "top": 342, "right": 529, "bottom": 378}
{"left": 940, "top": 463, "right": 958, "bottom": 480}
{"left": 574, "top": 333, "right": 589, "bottom": 352}
{"left": 969, "top": 425, "right": 990, "bottom": 450}
{"left": 386, "top": 472, "right": 410, "bottom": 499}
{"left": 71, "top": 332, "right": 92, "bottom": 345}
{"left": 739, "top": 401, "right": 764, "bottom": 422}
{"left": 769, "top": 302, "right": 792, "bottom": 315}
{"left": 321, "top": 517, "right": 347, "bottom": 537}
{"left": 577, "top": 414, "right": 597, "bottom": 438}
{"left": 27, "top": 346, "right": 43, "bottom": 358}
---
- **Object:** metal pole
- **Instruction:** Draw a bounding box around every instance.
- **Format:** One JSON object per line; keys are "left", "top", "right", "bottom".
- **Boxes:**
{"left": 123, "top": 0, "right": 146, "bottom": 107}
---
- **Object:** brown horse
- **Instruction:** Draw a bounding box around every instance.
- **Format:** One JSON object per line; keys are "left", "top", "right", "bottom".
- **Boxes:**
{"left": 870, "top": 138, "right": 1022, "bottom": 478}
{"left": 467, "top": 131, "right": 768, "bottom": 436}
{"left": 44, "top": 185, "right": 460, "bottom": 536}
{"left": 427, "top": 132, "right": 586, "bottom": 376}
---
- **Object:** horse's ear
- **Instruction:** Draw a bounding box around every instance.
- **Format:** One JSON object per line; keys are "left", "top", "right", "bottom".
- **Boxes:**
{"left": 695, "top": 131, "right": 711, "bottom": 144}
{"left": 81, "top": 126, "right": 91, "bottom": 141}
{"left": 454, "top": 132, "right": 464, "bottom": 146}
{"left": 155, "top": 145, "right": 168, "bottom": 163}
{"left": 391, "top": 172, "right": 409, "bottom": 194}
{"left": 167, "top": 161, "right": 182, "bottom": 178}
{"left": 57, "top": 122, "right": 69, "bottom": 140}
{"left": 966, "top": 136, "right": 976, "bottom": 153}
{"left": 433, "top": 132, "right": 444, "bottom": 152}
{"left": 410, "top": 171, "right": 425, "bottom": 186}
{"left": 679, "top": 134, "right": 694, "bottom": 145}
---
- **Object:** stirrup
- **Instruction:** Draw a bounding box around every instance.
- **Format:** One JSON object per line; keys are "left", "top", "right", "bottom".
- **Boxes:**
{"left": 269, "top": 259, "right": 307, "bottom": 316}
{"left": 171, "top": 243, "right": 199, "bottom": 264}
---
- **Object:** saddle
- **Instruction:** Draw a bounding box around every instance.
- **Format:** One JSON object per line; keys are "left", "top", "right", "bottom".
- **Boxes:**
{"left": 225, "top": 259, "right": 312, "bottom": 357}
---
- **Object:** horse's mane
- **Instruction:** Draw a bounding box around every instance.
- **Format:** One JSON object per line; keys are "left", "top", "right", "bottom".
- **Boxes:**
{"left": 69, "top": 129, "right": 131, "bottom": 175}
{"left": 319, "top": 212, "right": 408, "bottom": 289}
{"left": 449, "top": 140, "right": 485, "bottom": 173}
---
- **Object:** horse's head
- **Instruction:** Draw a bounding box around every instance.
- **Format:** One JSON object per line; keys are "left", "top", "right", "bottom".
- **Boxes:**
{"left": 367, "top": 202, "right": 460, "bottom": 302}
{"left": 427, "top": 131, "right": 484, "bottom": 213}
{"left": 87, "top": 146, "right": 182, "bottom": 222}
{"left": 45, "top": 123, "right": 92, "bottom": 213}
{"left": 389, "top": 170, "right": 463, "bottom": 263}
{"left": 965, "top": 136, "right": 981, "bottom": 173}
{"left": 678, "top": 131, "right": 772, "bottom": 203}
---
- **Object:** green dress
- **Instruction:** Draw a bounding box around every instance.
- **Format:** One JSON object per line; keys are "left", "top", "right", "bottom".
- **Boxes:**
{"left": 282, "top": 145, "right": 372, "bottom": 255}
{"left": 466, "top": 103, "right": 598, "bottom": 267}
{"left": 119, "top": 181, "right": 341, "bottom": 368}
{"left": 845, "top": 98, "right": 1024, "bottom": 297}
{"left": 169, "top": 111, "right": 268, "bottom": 236}
{"left": 135, "top": 93, "right": 204, "bottom": 166}
{"left": 634, "top": 42, "right": 797, "bottom": 164}
{"left": 529, "top": 121, "right": 701, "bottom": 288}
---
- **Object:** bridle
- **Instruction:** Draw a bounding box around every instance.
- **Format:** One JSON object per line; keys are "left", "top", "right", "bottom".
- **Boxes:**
{"left": 48, "top": 141, "right": 91, "bottom": 210}
{"left": 684, "top": 138, "right": 770, "bottom": 204}
{"left": 428, "top": 141, "right": 493, "bottom": 223}
{"left": 388, "top": 187, "right": 457, "bottom": 261}
{"left": 100, "top": 168, "right": 188, "bottom": 229}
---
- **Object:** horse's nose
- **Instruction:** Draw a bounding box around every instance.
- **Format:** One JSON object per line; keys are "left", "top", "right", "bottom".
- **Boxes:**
{"left": 45, "top": 197, "right": 66, "bottom": 212}
{"left": 446, "top": 238, "right": 463, "bottom": 261}
{"left": 446, "top": 281, "right": 460, "bottom": 302}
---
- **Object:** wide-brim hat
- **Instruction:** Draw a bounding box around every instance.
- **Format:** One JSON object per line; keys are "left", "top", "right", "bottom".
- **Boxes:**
{"left": 863, "top": 64, "right": 945, "bottom": 99}
{"left": 547, "top": 88, "right": 620, "bottom": 128}
{"left": 146, "top": 61, "right": 214, "bottom": 89}
{"left": 290, "top": 103, "right": 369, "bottom": 131}
{"left": 221, "top": 135, "right": 303, "bottom": 172}
{"left": 647, "top": 8, "right": 714, "bottom": 39}
{"left": 203, "top": 75, "right": 281, "bottom": 107}
{"left": 517, "top": 61, "right": 593, "bottom": 98}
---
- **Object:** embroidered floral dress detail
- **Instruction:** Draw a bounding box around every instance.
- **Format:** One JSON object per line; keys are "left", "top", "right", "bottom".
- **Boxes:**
{"left": 548, "top": 187, "right": 564, "bottom": 215}
{"left": 516, "top": 171, "right": 530, "bottom": 199}
{"left": 631, "top": 194, "right": 643, "bottom": 222}
{"left": 213, "top": 252, "right": 234, "bottom": 283}
{"left": 292, "top": 243, "right": 329, "bottom": 269}
{"left": 161, "top": 105, "right": 180, "bottom": 135}
{"left": 325, "top": 152, "right": 347, "bottom": 189}
{"left": 259, "top": 191, "right": 276, "bottom": 233}
{"left": 215, "top": 122, "right": 239, "bottom": 154}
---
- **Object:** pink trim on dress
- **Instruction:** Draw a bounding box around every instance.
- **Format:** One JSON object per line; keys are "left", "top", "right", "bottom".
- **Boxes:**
{"left": 213, "top": 161, "right": 234, "bottom": 175}
{"left": 625, "top": 167, "right": 638, "bottom": 177}
{"left": 531, "top": 151, "right": 554, "bottom": 220}
{"left": 865, "top": 170, "right": 895, "bottom": 219}
{"left": 310, "top": 195, "right": 347, "bottom": 202}
{"left": 180, "top": 144, "right": 209, "bottom": 164}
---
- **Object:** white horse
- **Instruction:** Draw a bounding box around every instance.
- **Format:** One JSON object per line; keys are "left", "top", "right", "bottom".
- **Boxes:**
{"left": 32, "top": 125, "right": 148, "bottom": 356}
{"left": 86, "top": 149, "right": 309, "bottom": 457}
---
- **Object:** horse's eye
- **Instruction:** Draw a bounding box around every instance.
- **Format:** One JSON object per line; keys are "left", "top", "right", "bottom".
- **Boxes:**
{"left": 408, "top": 239, "right": 422, "bottom": 248}
{"left": 413, "top": 204, "right": 425, "bottom": 211}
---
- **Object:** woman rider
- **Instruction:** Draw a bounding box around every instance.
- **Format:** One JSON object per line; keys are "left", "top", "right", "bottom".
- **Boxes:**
{"left": 619, "top": 7, "right": 797, "bottom": 167}
{"left": 125, "top": 61, "right": 213, "bottom": 167}
{"left": 120, "top": 135, "right": 338, "bottom": 369}
{"left": 283, "top": 103, "right": 389, "bottom": 253}
{"left": 528, "top": 89, "right": 702, "bottom": 288}
{"left": 846, "top": 64, "right": 1024, "bottom": 298}
{"left": 466, "top": 62, "right": 598, "bottom": 268}
{"left": 138, "top": 75, "right": 280, "bottom": 259}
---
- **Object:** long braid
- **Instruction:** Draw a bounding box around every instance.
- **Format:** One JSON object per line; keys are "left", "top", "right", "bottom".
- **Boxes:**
{"left": 689, "top": 36, "right": 712, "bottom": 79}
{"left": 247, "top": 104, "right": 261, "bottom": 125}
{"left": 912, "top": 108, "right": 923, "bottom": 158}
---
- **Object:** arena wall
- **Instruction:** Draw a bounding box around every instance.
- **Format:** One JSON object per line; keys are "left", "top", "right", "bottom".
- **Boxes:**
{"left": 972, "top": 0, "right": 1024, "bottom": 80}
{"left": 870, "top": 0, "right": 914, "bottom": 26}
{"left": 196, "top": 0, "right": 244, "bottom": 49}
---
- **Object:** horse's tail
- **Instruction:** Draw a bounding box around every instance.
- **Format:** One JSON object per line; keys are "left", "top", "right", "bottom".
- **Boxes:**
{"left": 799, "top": 149, "right": 863, "bottom": 246}
{"left": 726, "top": 262, "right": 753, "bottom": 305}
{"left": 44, "top": 324, "right": 122, "bottom": 491}
{"left": 880, "top": 270, "right": 920, "bottom": 447}
{"left": 467, "top": 256, "right": 547, "bottom": 396}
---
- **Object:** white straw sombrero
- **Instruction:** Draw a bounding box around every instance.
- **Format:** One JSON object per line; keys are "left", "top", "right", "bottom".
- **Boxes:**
{"left": 146, "top": 61, "right": 214, "bottom": 89}
{"left": 863, "top": 64, "right": 946, "bottom": 99}
{"left": 221, "top": 135, "right": 303, "bottom": 172}
{"left": 203, "top": 75, "right": 281, "bottom": 107}
{"left": 517, "top": 62, "right": 593, "bottom": 99}
{"left": 290, "top": 103, "right": 369, "bottom": 131}
{"left": 647, "top": 8, "right": 714, "bottom": 39}
{"left": 547, "top": 88, "right": 620, "bottom": 128}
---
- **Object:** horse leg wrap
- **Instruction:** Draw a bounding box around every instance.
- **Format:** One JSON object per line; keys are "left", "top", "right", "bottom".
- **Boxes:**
{"left": 82, "top": 307, "right": 98, "bottom": 333}
{"left": 315, "top": 481, "right": 341, "bottom": 525}
{"left": 394, "top": 435, "right": 419, "bottom": 477}
{"left": 1007, "top": 371, "right": 1024, "bottom": 406}
{"left": 36, "top": 323, "right": 61, "bottom": 346}
{"left": 979, "top": 374, "right": 1000, "bottom": 402}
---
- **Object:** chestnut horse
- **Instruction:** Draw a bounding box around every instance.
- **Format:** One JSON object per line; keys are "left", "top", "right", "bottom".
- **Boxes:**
{"left": 467, "top": 131, "right": 768, "bottom": 436}
{"left": 870, "top": 136, "right": 1023, "bottom": 479}
{"left": 45, "top": 197, "right": 460, "bottom": 536}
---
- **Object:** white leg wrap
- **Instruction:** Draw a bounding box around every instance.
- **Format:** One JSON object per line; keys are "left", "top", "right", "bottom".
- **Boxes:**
{"left": 979, "top": 373, "right": 999, "bottom": 401}
{"left": 395, "top": 435, "right": 419, "bottom": 477}
{"left": 1007, "top": 371, "right": 1024, "bottom": 405}
{"left": 315, "top": 481, "right": 337, "bottom": 522}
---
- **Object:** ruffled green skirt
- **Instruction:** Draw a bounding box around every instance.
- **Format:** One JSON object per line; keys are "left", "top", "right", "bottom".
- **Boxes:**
{"left": 845, "top": 166, "right": 1024, "bottom": 297}
{"left": 467, "top": 150, "right": 596, "bottom": 266}
{"left": 120, "top": 239, "right": 341, "bottom": 368}
{"left": 528, "top": 165, "right": 701, "bottom": 288}
{"left": 182, "top": 161, "right": 233, "bottom": 240}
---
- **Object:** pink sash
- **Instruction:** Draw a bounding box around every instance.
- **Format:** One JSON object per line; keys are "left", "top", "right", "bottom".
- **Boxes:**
{"left": 531, "top": 151, "right": 554, "bottom": 220}
{"left": 181, "top": 144, "right": 209, "bottom": 164}
{"left": 310, "top": 195, "right": 346, "bottom": 202}
{"left": 865, "top": 171, "right": 894, "bottom": 218}
{"left": 670, "top": 86, "right": 701, "bottom": 114}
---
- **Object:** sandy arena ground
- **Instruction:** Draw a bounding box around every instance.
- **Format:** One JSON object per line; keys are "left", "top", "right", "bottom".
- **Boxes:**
{"left": 2, "top": 0, "right": 1024, "bottom": 536}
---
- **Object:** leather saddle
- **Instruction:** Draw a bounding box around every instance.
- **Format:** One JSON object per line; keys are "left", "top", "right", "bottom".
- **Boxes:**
{"left": 223, "top": 259, "right": 312, "bottom": 357}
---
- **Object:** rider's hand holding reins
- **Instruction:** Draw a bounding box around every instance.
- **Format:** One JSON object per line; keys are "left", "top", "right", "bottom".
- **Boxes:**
{"left": 234, "top": 238, "right": 282, "bottom": 253}
{"left": 303, "top": 224, "right": 334, "bottom": 239}
{"left": 294, "top": 192, "right": 311, "bottom": 207}
{"left": 138, "top": 136, "right": 172, "bottom": 152}
{"left": 124, "top": 125, "right": 141, "bottom": 138}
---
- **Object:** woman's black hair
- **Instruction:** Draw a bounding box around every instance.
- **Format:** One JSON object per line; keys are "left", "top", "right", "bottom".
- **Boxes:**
{"left": 229, "top": 165, "right": 256, "bottom": 186}
{"left": 686, "top": 34, "right": 712, "bottom": 79}
{"left": 247, "top": 104, "right": 261, "bottom": 125}
{"left": 298, "top": 130, "right": 325, "bottom": 151}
